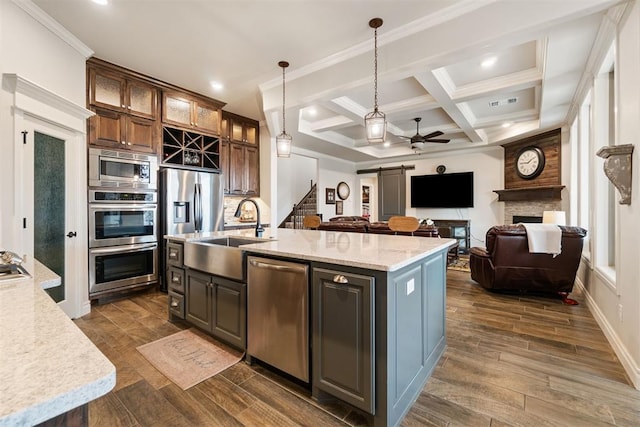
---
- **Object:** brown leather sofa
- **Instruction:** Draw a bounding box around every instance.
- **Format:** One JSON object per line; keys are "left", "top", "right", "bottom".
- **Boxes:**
{"left": 317, "top": 216, "right": 369, "bottom": 233}
{"left": 317, "top": 216, "right": 441, "bottom": 237}
{"left": 469, "top": 224, "right": 587, "bottom": 294}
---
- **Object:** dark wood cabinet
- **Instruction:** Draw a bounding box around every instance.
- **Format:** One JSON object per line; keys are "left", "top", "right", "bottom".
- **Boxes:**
{"left": 161, "top": 126, "right": 220, "bottom": 170}
{"left": 162, "top": 91, "right": 222, "bottom": 135}
{"left": 230, "top": 117, "right": 258, "bottom": 145}
{"left": 220, "top": 140, "right": 230, "bottom": 194}
{"left": 312, "top": 267, "right": 375, "bottom": 414}
{"left": 185, "top": 269, "right": 247, "bottom": 350}
{"left": 89, "top": 107, "right": 156, "bottom": 153}
{"left": 88, "top": 67, "right": 159, "bottom": 120}
{"left": 87, "top": 60, "right": 160, "bottom": 153}
{"left": 221, "top": 112, "right": 260, "bottom": 196}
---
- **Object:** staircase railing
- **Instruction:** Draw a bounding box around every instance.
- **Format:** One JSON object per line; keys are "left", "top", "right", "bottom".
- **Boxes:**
{"left": 278, "top": 183, "right": 317, "bottom": 229}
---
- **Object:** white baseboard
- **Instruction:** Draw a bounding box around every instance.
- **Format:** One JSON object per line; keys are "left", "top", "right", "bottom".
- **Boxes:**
{"left": 574, "top": 278, "right": 640, "bottom": 390}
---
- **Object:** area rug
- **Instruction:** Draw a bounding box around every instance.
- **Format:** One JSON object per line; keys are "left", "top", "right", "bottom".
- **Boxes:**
{"left": 137, "top": 329, "right": 243, "bottom": 390}
{"left": 447, "top": 255, "right": 471, "bottom": 272}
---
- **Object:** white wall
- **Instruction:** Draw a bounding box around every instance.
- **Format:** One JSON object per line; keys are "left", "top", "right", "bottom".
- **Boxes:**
{"left": 317, "top": 156, "right": 357, "bottom": 221}
{"left": 276, "top": 153, "right": 317, "bottom": 224}
{"left": 355, "top": 147, "right": 504, "bottom": 246}
{"left": 0, "top": 1, "right": 88, "bottom": 251}
{"left": 575, "top": 0, "right": 640, "bottom": 389}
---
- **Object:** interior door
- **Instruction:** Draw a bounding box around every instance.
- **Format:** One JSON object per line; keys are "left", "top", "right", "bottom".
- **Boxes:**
{"left": 378, "top": 168, "right": 406, "bottom": 221}
{"left": 22, "top": 118, "right": 86, "bottom": 318}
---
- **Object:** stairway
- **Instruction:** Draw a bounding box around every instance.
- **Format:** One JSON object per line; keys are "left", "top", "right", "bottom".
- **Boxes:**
{"left": 279, "top": 184, "right": 317, "bottom": 229}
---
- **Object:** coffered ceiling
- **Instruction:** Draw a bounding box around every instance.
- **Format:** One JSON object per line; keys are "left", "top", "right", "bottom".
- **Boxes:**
{"left": 32, "top": 0, "right": 625, "bottom": 162}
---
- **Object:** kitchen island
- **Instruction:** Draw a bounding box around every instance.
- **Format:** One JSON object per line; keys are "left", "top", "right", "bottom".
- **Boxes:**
{"left": 0, "top": 261, "right": 115, "bottom": 426}
{"left": 165, "top": 228, "right": 455, "bottom": 426}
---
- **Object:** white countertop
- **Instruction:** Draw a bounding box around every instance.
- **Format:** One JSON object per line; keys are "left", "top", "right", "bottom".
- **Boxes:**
{"left": 0, "top": 262, "right": 115, "bottom": 426}
{"left": 166, "top": 228, "right": 456, "bottom": 272}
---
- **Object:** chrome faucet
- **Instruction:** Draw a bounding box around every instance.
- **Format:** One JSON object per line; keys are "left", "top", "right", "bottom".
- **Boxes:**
{"left": 234, "top": 198, "right": 264, "bottom": 237}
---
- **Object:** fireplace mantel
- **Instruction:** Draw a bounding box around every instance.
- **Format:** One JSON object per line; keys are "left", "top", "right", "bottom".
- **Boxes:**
{"left": 493, "top": 185, "right": 565, "bottom": 202}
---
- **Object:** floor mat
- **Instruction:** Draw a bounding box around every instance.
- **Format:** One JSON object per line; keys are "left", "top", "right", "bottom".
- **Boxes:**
{"left": 137, "top": 329, "right": 243, "bottom": 390}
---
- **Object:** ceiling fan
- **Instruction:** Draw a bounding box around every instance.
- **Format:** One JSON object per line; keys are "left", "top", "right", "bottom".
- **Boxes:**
{"left": 400, "top": 117, "right": 450, "bottom": 150}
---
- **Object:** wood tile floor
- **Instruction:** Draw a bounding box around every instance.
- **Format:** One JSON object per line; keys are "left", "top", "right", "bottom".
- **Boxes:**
{"left": 75, "top": 270, "right": 640, "bottom": 426}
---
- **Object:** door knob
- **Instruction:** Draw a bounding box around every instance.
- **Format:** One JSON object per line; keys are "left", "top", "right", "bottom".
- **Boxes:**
{"left": 66, "top": 231, "right": 77, "bottom": 238}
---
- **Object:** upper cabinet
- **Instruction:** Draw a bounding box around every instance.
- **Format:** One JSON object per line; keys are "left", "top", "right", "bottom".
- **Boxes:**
{"left": 88, "top": 68, "right": 158, "bottom": 120}
{"left": 87, "top": 59, "right": 161, "bottom": 153}
{"left": 162, "top": 91, "right": 223, "bottom": 135}
{"left": 231, "top": 117, "right": 258, "bottom": 145}
{"left": 221, "top": 112, "right": 260, "bottom": 196}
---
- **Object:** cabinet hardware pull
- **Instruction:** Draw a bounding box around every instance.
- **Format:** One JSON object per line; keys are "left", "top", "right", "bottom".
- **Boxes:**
{"left": 121, "top": 141, "right": 126, "bottom": 144}
{"left": 127, "top": 142, "right": 132, "bottom": 146}
{"left": 66, "top": 231, "right": 77, "bottom": 238}
{"left": 170, "top": 301, "right": 179, "bottom": 308}
{"left": 172, "top": 276, "right": 180, "bottom": 283}
{"left": 332, "top": 274, "right": 348, "bottom": 284}
{"left": 121, "top": 104, "right": 125, "bottom": 108}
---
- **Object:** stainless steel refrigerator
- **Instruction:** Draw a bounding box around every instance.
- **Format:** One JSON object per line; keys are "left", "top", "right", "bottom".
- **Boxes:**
{"left": 159, "top": 167, "right": 224, "bottom": 291}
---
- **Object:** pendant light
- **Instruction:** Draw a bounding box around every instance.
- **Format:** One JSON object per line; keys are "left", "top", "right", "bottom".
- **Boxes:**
{"left": 276, "top": 60, "right": 292, "bottom": 158}
{"left": 364, "top": 18, "right": 386, "bottom": 144}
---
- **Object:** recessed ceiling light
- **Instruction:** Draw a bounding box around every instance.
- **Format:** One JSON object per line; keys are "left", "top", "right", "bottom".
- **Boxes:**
{"left": 383, "top": 141, "right": 391, "bottom": 147}
{"left": 481, "top": 57, "right": 497, "bottom": 68}
{"left": 307, "top": 107, "right": 317, "bottom": 117}
{"left": 210, "top": 81, "right": 224, "bottom": 91}
{"left": 502, "top": 122, "right": 512, "bottom": 128}
{"left": 91, "top": 0, "right": 109, "bottom": 5}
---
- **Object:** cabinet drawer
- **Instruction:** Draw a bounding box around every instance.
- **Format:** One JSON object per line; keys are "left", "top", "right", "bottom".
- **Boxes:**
{"left": 167, "top": 267, "right": 185, "bottom": 293}
{"left": 168, "top": 291, "right": 185, "bottom": 319}
{"left": 166, "top": 241, "right": 183, "bottom": 267}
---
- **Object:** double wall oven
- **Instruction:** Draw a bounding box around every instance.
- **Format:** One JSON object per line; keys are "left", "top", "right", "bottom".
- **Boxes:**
{"left": 88, "top": 148, "right": 159, "bottom": 298}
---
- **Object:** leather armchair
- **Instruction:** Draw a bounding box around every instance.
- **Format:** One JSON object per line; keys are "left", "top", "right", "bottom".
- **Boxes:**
{"left": 470, "top": 224, "right": 587, "bottom": 294}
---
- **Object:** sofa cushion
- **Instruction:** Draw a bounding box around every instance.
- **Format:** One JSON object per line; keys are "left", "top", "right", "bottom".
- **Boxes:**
{"left": 329, "top": 216, "right": 370, "bottom": 222}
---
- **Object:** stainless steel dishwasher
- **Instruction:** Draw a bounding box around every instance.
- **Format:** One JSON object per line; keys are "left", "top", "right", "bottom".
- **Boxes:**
{"left": 247, "top": 256, "right": 309, "bottom": 382}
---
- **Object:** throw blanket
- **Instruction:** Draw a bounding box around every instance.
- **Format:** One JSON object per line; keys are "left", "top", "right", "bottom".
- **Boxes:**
{"left": 521, "top": 223, "right": 562, "bottom": 256}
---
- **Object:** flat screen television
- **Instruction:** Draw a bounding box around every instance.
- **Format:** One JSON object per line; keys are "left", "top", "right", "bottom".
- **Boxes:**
{"left": 411, "top": 172, "right": 474, "bottom": 208}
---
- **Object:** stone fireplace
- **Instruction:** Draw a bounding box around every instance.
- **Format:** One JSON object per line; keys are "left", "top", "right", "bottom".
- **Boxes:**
{"left": 504, "top": 199, "right": 562, "bottom": 225}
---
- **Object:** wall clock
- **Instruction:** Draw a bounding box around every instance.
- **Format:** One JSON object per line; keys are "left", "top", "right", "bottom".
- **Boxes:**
{"left": 336, "top": 182, "right": 350, "bottom": 200}
{"left": 515, "top": 146, "right": 545, "bottom": 179}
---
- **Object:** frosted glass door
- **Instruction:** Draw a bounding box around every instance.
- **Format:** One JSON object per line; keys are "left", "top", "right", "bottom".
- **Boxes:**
{"left": 34, "top": 132, "right": 66, "bottom": 303}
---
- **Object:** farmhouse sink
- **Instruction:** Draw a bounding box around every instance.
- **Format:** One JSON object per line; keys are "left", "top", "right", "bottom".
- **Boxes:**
{"left": 184, "top": 236, "right": 269, "bottom": 281}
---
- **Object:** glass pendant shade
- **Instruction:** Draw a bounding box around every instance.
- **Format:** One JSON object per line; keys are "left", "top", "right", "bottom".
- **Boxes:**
{"left": 365, "top": 109, "right": 386, "bottom": 143}
{"left": 277, "top": 60, "right": 292, "bottom": 158}
{"left": 365, "top": 18, "right": 386, "bottom": 145}
{"left": 276, "top": 131, "right": 292, "bottom": 158}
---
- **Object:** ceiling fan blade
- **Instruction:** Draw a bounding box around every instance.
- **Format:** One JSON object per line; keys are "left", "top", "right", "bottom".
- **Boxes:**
{"left": 422, "top": 130, "right": 444, "bottom": 139}
{"left": 426, "top": 138, "right": 450, "bottom": 143}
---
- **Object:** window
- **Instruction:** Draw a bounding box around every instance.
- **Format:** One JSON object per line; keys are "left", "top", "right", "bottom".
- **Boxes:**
{"left": 593, "top": 43, "right": 617, "bottom": 285}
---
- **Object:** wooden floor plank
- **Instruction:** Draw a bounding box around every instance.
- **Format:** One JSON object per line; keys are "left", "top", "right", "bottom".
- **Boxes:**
{"left": 114, "top": 380, "right": 190, "bottom": 426}
{"left": 75, "top": 271, "right": 640, "bottom": 426}
{"left": 241, "top": 374, "right": 349, "bottom": 426}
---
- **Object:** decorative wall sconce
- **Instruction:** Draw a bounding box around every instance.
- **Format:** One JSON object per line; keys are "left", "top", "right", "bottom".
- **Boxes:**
{"left": 596, "top": 144, "right": 634, "bottom": 205}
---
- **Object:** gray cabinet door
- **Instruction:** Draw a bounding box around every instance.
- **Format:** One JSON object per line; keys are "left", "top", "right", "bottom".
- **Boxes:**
{"left": 211, "top": 276, "right": 247, "bottom": 350}
{"left": 185, "top": 269, "right": 212, "bottom": 331}
{"left": 312, "top": 268, "right": 375, "bottom": 414}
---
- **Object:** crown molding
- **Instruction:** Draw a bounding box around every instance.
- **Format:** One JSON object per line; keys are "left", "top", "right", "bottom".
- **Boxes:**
{"left": 12, "top": 0, "right": 94, "bottom": 58}
{"left": 3, "top": 74, "right": 94, "bottom": 120}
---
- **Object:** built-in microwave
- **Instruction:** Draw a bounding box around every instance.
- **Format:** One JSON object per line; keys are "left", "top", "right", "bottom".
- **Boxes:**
{"left": 88, "top": 148, "right": 158, "bottom": 189}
